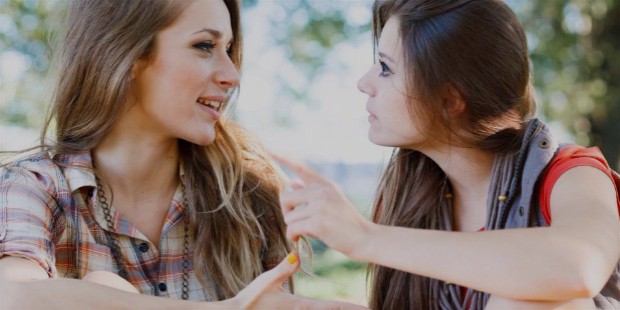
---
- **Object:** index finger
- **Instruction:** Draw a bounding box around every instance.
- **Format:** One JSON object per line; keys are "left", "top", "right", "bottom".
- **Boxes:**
{"left": 271, "top": 153, "right": 328, "bottom": 185}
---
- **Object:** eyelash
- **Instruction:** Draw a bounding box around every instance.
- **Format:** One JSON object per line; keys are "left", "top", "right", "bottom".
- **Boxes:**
{"left": 193, "top": 41, "right": 233, "bottom": 55}
{"left": 194, "top": 41, "right": 215, "bottom": 52}
{"left": 379, "top": 60, "right": 393, "bottom": 77}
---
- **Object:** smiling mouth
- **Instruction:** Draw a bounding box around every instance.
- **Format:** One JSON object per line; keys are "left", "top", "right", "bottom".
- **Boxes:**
{"left": 196, "top": 97, "right": 222, "bottom": 112}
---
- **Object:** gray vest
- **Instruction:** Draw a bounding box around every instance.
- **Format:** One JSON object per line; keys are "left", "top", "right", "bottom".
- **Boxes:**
{"left": 497, "top": 119, "right": 619, "bottom": 309}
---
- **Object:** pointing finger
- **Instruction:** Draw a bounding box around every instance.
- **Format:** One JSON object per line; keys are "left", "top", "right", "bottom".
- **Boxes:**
{"left": 290, "top": 179, "right": 305, "bottom": 190}
{"left": 271, "top": 154, "right": 327, "bottom": 185}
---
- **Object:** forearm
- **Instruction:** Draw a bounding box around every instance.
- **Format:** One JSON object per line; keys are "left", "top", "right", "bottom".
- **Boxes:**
{"left": 3, "top": 278, "right": 233, "bottom": 309}
{"left": 486, "top": 295, "right": 596, "bottom": 309}
{"left": 357, "top": 224, "right": 616, "bottom": 301}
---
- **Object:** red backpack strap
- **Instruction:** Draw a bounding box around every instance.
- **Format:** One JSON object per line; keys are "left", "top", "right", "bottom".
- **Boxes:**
{"left": 538, "top": 146, "right": 620, "bottom": 225}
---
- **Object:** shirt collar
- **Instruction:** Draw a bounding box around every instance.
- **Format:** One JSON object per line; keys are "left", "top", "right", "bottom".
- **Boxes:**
{"left": 58, "top": 151, "right": 96, "bottom": 193}
{"left": 58, "top": 151, "right": 187, "bottom": 239}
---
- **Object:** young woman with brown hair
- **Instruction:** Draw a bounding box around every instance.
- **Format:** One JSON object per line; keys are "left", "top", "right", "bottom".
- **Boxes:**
{"left": 278, "top": 0, "right": 620, "bottom": 309}
{"left": 0, "top": 0, "right": 359, "bottom": 309}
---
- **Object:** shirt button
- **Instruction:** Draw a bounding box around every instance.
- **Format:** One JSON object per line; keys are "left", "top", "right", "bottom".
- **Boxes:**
{"left": 519, "top": 206, "right": 525, "bottom": 216}
{"left": 158, "top": 282, "right": 167, "bottom": 292}
{"left": 138, "top": 242, "right": 149, "bottom": 253}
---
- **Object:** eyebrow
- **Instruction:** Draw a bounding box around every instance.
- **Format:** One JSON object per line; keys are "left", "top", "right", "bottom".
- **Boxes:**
{"left": 378, "top": 52, "right": 396, "bottom": 63}
{"left": 192, "top": 28, "right": 230, "bottom": 40}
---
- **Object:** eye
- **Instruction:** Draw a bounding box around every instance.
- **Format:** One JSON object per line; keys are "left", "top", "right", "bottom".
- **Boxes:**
{"left": 379, "top": 60, "right": 393, "bottom": 77}
{"left": 193, "top": 41, "right": 216, "bottom": 53}
{"left": 226, "top": 43, "right": 233, "bottom": 56}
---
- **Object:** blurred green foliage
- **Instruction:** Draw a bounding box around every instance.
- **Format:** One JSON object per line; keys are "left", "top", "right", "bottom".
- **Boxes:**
{"left": 519, "top": 0, "right": 620, "bottom": 168}
{"left": 273, "top": 1, "right": 369, "bottom": 75}
{"left": 294, "top": 249, "right": 368, "bottom": 304}
{"left": 2, "top": 0, "right": 619, "bottom": 305}
{"left": 0, "top": 0, "right": 56, "bottom": 126}
{"left": 1, "top": 0, "right": 618, "bottom": 168}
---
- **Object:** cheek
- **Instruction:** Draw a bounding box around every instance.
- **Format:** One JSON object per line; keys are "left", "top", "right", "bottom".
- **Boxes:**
{"left": 385, "top": 109, "right": 417, "bottom": 138}
{"left": 135, "top": 60, "right": 210, "bottom": 126}
{"left": 161, "top": 62, "right": 205, "bottom": 98}
{"left": 143, "top": 55, "right": 206, "bottom": 100}
{"left": 173, "top": 61, "right": 205, "bottom": 87}
{"left": 371, "top": 93, "right": 422, "bottom": 145}
{"left": 382, "top": 91, "right": 411, "bottom": 129}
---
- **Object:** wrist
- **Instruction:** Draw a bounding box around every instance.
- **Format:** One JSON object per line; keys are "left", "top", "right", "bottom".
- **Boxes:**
{"left": 350, "top": 220, "right": 381, "bottom": 262}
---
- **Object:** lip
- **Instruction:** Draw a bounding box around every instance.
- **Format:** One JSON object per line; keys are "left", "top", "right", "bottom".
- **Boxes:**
{"left": 197, "top": 102, "right": 220, "bottom": 120}
{"left": 197, "top": 95, "right": 227, "bottom": 120}
{"left": 202, "top": 95, "right": 227, "bottom": 103}
{"left": 366, "top": 104, "right": 377, "bottom": 122}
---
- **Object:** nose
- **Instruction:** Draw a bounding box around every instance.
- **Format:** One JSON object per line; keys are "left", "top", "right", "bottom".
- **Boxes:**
{"left": 357, "top": 66, "right": 375, "bottom": 97}
{"left": 214, "top": 55, "right": 240, "bottom": 90}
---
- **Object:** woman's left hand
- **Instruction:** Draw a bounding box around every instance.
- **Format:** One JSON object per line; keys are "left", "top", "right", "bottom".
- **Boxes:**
{"left": 274, "top": 155, "right": 375, "bottom": 260}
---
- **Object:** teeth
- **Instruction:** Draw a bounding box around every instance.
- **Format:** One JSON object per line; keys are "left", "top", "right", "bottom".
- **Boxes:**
{"left": 196, "top": 98, "right": 222, "bottom": 111}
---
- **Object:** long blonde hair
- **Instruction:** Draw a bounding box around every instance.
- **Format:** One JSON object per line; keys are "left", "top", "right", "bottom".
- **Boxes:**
{"left": 43, "top": 0, "right": 290, "bottom": 299}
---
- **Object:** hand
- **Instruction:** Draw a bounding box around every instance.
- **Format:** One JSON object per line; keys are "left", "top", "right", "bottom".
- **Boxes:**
{"left": 274, "top": 155, "right": 375, "bottom": 261}
{"left": 232, "top": 252, "right": 366, "bottom": 309}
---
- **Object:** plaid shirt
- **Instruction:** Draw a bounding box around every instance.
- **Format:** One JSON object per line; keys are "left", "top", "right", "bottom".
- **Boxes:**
{"left": 0, "top": 151, "right": 282, "bottom": 301}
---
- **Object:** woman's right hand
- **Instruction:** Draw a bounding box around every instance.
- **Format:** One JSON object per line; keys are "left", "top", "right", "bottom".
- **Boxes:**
{"left": 231, "top": 252, "right": 367, "bottom": 309}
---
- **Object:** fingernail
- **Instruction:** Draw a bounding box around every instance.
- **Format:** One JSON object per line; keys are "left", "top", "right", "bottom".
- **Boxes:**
{"left": 286, "top": 252, "right": 298, "bottom": 265}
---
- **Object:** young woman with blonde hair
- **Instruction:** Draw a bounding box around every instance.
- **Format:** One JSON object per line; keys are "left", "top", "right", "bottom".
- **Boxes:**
{"left": 0, "top": 0, "right": 359, "bottom": 308}
{"left": 278, "top": 0, "right": 620, "bottom": 309}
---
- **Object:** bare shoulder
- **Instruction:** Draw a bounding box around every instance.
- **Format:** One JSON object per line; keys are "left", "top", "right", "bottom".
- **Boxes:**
{"left": 550, "top": 165, "right": 618, "bottom": 226}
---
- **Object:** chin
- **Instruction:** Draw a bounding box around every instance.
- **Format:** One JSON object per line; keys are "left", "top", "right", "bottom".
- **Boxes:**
{"left": 368, "top": 131, "right": 392, "bottom": 147}
{"left": 194, "top": 137, "right": 216, "bottom": 146}
{"left": 182, "top": 128, "right": 216, "bottom": 146}
{"left": 369, "top": 131, "right": 419, "bottom": 148}
{"left": 193, "top": 134, "right": 216, "bottom": 146}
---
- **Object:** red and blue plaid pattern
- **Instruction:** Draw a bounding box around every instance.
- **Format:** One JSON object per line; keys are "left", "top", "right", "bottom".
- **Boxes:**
{"left": 0, "top": 151, "right": 282, "bottom": 300}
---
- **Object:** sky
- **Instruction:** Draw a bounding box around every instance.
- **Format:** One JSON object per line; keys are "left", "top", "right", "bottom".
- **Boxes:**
{"left": 236, "top": 1, "right": 389, "bottom": 164}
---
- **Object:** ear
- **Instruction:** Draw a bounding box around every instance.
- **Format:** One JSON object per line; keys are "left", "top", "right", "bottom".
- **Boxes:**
{"left": 442, "top": 83, "right": 466, "bottom": 116}
{"left": 130, "top": 58, "right": 147, "bottom": 80}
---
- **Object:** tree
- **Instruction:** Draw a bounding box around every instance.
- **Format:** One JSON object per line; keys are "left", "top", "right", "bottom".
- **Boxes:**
{"left": 521, "top": 0, "right": 620, "bottom": 169}
{"left": 1, "top": 0, "right": 618, "bottom": 168}
{"left": 0, "top": 0, "right": 57, "bottom": 127}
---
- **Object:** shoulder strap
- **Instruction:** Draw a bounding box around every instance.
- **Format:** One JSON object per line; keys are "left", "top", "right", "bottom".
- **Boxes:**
{"left": 539, "top": 146, "right": 620, "bottom": 225}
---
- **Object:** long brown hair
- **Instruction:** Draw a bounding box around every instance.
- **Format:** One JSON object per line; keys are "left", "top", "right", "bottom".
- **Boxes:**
{"left": 43, "top": 0, "right": 290, "bottom": 299}
{"left": 369, "top": 0, "right": 536, "bottom": 308}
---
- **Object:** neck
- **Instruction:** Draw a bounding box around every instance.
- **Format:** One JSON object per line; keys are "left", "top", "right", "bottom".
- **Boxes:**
{"left": 93, "top": 113, "right": 180, "bottom": 200}
{"left": 420, "top": 143, "right": 496, "bottom": 212}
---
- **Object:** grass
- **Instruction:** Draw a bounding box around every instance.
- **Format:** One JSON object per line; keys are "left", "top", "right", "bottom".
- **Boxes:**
{"left": 293, "top": 248, "right": 368, "bottom": 306}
